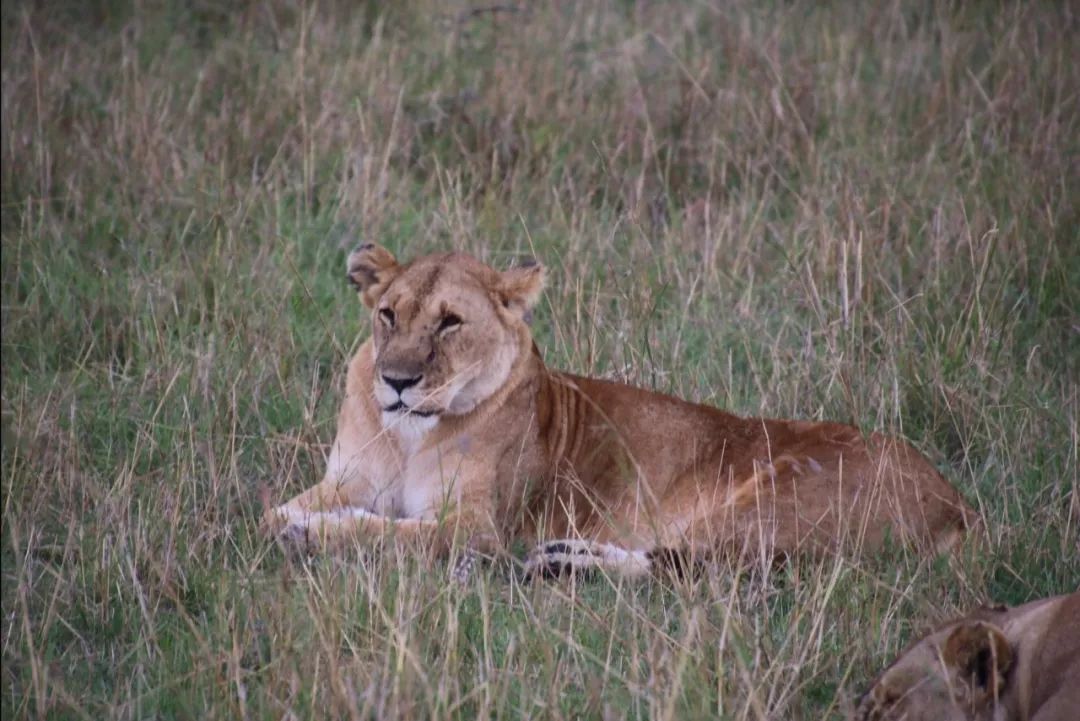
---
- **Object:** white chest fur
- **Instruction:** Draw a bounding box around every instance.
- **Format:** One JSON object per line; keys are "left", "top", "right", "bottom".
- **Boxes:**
{"left": 323, "top": 412, "right": 469, "bottom": 520}
{"left": 382, "top": 413, "right": 470, "bottom": 519}
{"left": 382, "top": 411, "right": 439, "bottom": 455}
{"left": 395, "top": 445, "right": 472, "bottom": 518}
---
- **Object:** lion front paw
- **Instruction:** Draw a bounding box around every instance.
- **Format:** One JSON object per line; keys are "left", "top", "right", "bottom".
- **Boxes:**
{"left": 260, "top": 505, "right": 290, "bottom": 536}
{"left": 278, "top": 521, "right": 310, "bottom": 548}
{"left": 262, "top": 507, "right": 318, "bottom": 555}
{"left": 276, "top": 520, "right": 322, "bottom": 557}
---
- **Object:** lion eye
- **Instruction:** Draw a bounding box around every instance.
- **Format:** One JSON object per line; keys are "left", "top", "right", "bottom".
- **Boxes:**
{"left": 378, "top": 308, "right": 395, "bottom": 328}
{"left": 437, "top": 313, "right": 462, "bottom": 334}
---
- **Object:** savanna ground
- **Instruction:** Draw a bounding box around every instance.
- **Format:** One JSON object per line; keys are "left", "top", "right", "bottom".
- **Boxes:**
{"left": 2, "top": 1, "right": 1078, "bottom": 719}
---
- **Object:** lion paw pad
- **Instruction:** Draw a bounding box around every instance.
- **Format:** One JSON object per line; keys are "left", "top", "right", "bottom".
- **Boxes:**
{"left": 451, "top": 549, "right": 478, "bottom": 585}
{"left": 524, "top": 540, "right": 600, "bottom": 580}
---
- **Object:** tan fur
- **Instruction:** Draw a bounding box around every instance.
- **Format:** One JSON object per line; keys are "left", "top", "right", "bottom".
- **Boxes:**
{"left": 855, "top": 592, "right": 1080, "bottom": 721}
{"left": 265, "top": 246, "right": 976, "bottom": 573}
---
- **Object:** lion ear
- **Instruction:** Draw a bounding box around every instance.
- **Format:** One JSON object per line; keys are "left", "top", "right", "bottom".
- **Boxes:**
{"left": 943, "top": 621, "right": 1012, "bottom": 699}
{"left": 346, "top": 244, "right": 400, "bottom": 308}
{"left": 498, "top": 260, "right": 546, "bottom": 320}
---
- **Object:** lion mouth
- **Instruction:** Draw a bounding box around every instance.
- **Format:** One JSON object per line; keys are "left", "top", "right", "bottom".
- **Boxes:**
{"left": 383, "top": 401, "right": 439, "bottom": 418}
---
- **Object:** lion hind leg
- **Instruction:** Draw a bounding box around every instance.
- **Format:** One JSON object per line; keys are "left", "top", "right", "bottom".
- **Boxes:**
{"left": 524, "top": 539, "right": 664, "bottom": 580}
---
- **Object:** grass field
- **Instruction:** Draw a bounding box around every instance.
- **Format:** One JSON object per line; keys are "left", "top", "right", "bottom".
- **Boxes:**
{"left": 3, "top": 1, "right": 1078, "bottom": 719}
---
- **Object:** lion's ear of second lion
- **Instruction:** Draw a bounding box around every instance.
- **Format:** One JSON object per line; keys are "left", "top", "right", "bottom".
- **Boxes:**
{"left": 943, "top": 621, "right": 1013, "bottom": 693}
{"left": 499, "top": 262, "right": 546, "bottom": 317}
{"left": 347, "top": 244, "right": 400, "bottom": 307}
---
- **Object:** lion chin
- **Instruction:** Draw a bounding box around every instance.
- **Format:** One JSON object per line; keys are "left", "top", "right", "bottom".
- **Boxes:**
{"left": 264, "top": 244, "right": 977, "bottom": 577}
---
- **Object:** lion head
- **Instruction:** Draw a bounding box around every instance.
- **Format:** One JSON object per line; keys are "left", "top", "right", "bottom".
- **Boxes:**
{"left": 345, "top": 244, "right": 545, "bottom": 426}
{"left": 855, "top": 620, "right": 1013, "bottom": 721}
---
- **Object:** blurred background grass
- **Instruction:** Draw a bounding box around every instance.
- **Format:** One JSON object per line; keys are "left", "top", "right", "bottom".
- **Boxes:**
{"left": 2, "top": 1, "right": 1078, "bottom": 719}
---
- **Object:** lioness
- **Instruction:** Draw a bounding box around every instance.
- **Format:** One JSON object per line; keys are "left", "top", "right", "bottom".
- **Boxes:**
{"left": 265, "top": 245, "right": 975, "bottom": 576}
{"left": 855, "top": 592, "right": 1080, "bottom": 721}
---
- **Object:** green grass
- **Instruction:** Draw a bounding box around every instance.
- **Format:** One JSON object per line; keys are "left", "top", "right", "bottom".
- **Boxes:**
{"left": 3, "top": 1, "right": 1078, "bottom": 718}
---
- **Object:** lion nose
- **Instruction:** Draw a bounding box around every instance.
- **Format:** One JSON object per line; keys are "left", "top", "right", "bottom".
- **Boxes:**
{"left": 382, "top": 374, "right": 422, "bottom": 394}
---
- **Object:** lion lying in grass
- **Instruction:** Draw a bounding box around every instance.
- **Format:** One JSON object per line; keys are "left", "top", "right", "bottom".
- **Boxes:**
{"left": 856, "top": 592, "right": 1080, "bottom": 721}
{"left": 264, "top": 246, "right": 975, "bottom": 576}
